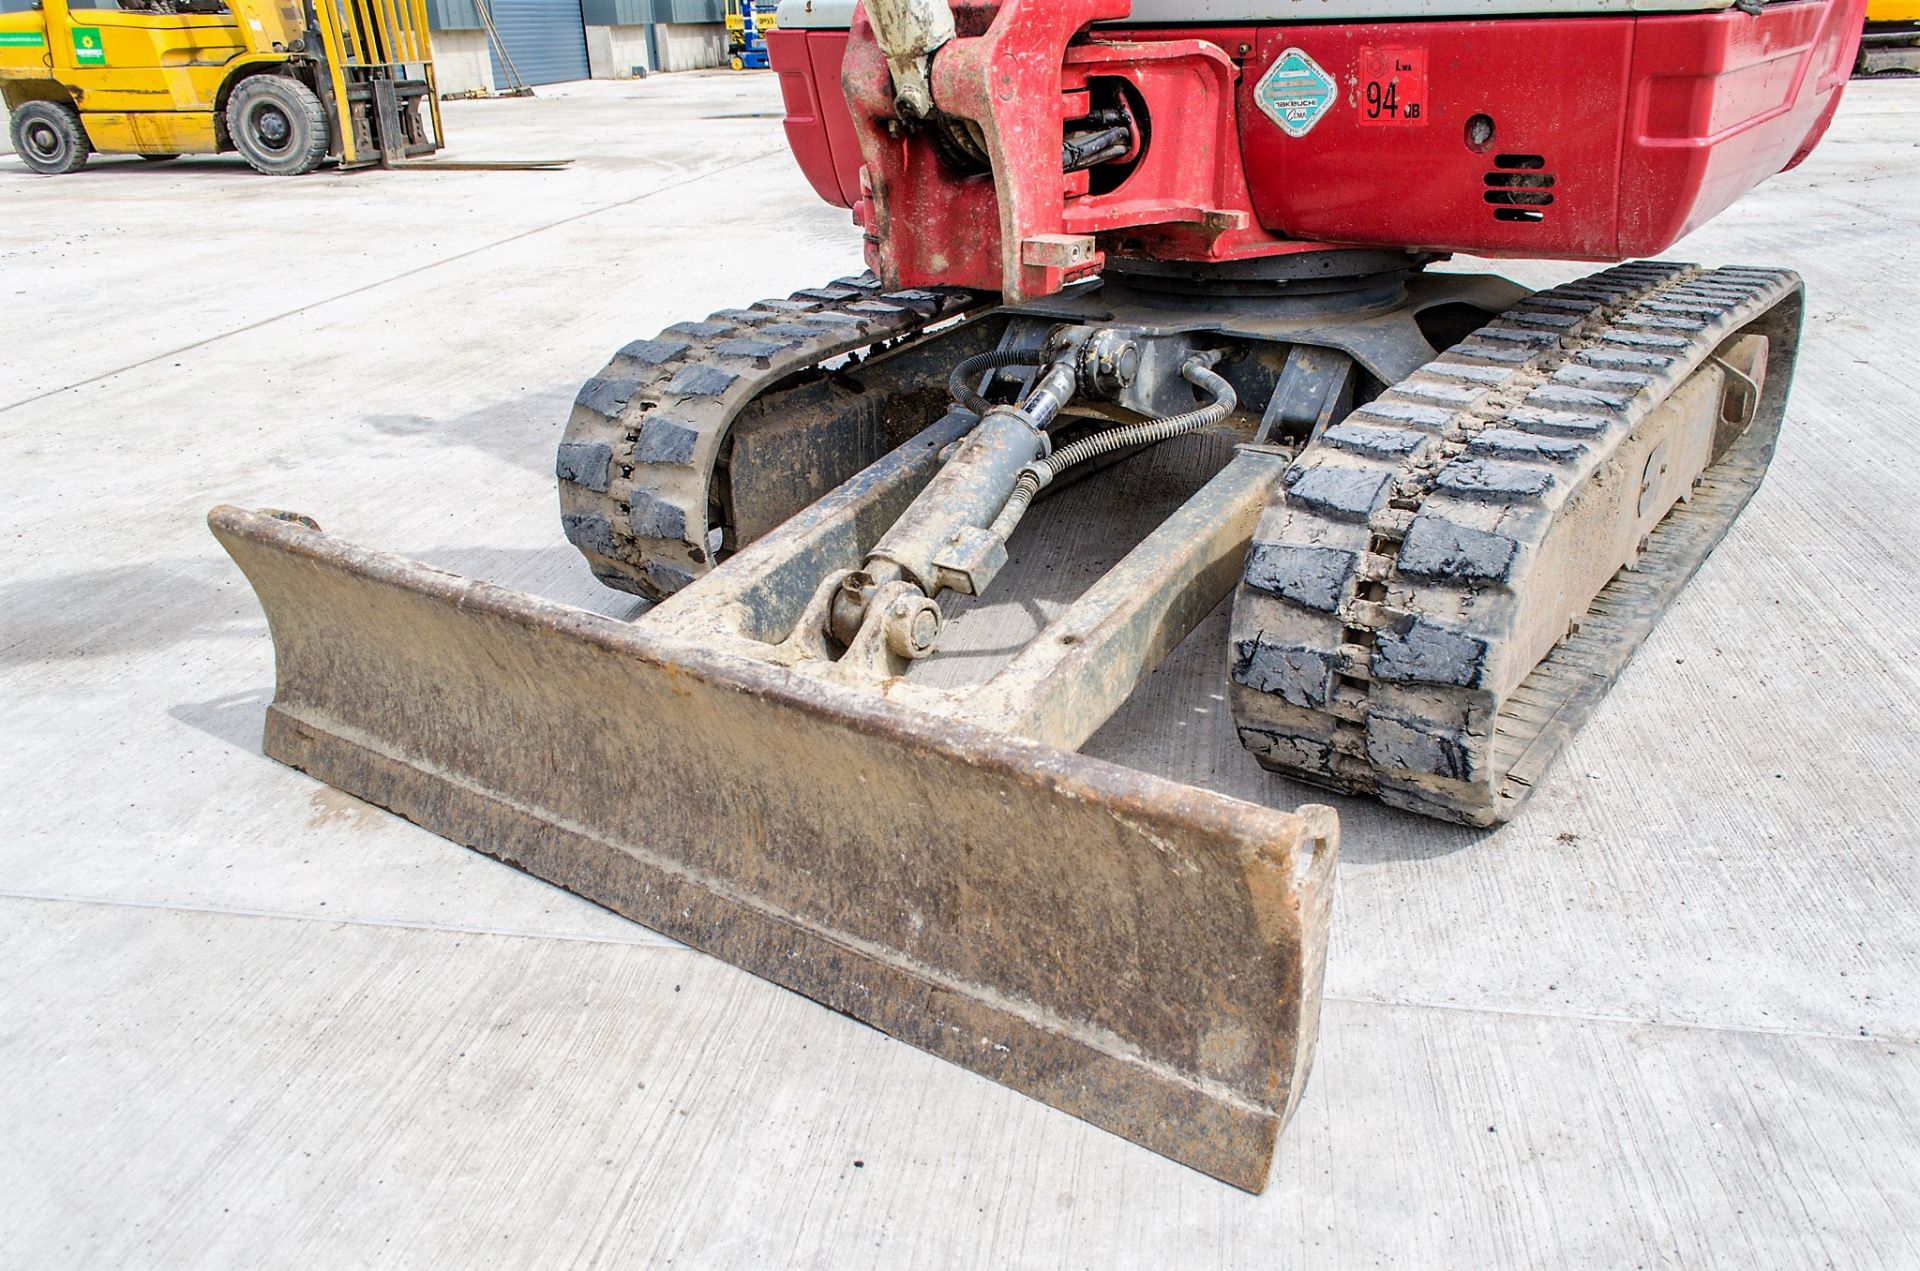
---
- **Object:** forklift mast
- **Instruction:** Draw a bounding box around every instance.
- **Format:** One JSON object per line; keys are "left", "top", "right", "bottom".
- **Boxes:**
{"left": 303, "top": 0, "right": 441, "bottom": 166}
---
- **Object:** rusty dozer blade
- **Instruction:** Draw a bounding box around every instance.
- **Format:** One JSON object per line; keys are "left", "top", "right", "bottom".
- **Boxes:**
{"left": 208, "top": 491, "right": 1337, "bottom": 1191}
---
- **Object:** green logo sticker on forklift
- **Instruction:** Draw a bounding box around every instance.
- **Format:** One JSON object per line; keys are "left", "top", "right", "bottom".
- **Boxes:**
{"left": 0, "top": 32, "right": 46, "bottom": 47}
{"left": 71, "top": 26, "right": 105, "bottom": 65}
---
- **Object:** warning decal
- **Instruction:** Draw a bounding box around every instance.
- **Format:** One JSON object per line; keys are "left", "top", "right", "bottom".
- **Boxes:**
{"left": 1255, "top": 48, "right": 1337, "bottom": 140}
{"left": 1358, "top": 47, "right": 1428, "bottom": 127}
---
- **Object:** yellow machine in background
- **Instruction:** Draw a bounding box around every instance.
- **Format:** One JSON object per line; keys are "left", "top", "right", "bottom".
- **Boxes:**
{"left": 1861, "top": 0, "right": 1920, "bottom": 73}
{"left": 0, "top": 0, "right": 440, "bottom": 174}
{"left": 723, "top": 0, "right": 773, "bottom": 70}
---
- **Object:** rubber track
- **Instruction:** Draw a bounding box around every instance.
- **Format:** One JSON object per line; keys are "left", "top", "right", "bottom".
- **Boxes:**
{"left": 558, "top": 272, "right": 983, "bottom": 599}
{"left": 1228, "top": 261, "right": 1801, "bottom": 826}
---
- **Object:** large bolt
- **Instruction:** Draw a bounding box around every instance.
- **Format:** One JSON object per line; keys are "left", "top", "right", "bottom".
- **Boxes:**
{"left": 828, "top": 571, "right": 877, "bottom": 648}
{"left": 883, "top": 593, "right": 942, "bottom": 660}
{"left": 1078, "top": 329, "right": 1142, "bottom": 400}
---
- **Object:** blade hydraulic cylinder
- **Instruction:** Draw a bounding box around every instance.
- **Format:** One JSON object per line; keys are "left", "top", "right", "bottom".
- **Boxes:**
{"left": 864, "top": 358, "right": 1075, "bottom": 595}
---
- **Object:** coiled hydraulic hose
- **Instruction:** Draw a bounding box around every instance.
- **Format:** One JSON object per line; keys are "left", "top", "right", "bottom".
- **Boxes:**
{"left": 987, "top": 351, "right": 1236, "bottom": 544}
{"left": 948, "top": 348, "right": 1043, "bottom": 417}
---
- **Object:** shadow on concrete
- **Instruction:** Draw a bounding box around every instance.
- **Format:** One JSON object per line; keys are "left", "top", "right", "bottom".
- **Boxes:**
{"left": 168, "top": 687, "right": 270, "bottom": 751}
{"left": 1304, "top": 796, "right": 1491, "bottom": 866}
{"left": 0, "top": 558, "right": 256, "bottom": 665}
{"left": 0, "top": 155, "right": 315, "bottom": 181}
{"left": 365, "top": 393, "right": 568, "bottom": 479}
{"left": 928, "top": 432, "right": 1235, "bottom": 676}
{"left": 393, "top": 543, "right": 652, "bottom": 621}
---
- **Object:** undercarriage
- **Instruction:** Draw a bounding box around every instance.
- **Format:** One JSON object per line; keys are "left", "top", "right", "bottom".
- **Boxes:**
{"left": 553, "top": 252, "right": 1800, "bottom": 827}
{"left": 213, "top": 250, "right": 1800, "bottom": 1187}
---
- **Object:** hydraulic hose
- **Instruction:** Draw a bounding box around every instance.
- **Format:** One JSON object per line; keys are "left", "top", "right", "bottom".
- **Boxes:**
{"left": 948, "top": 348, "right": 1042, "bottom": 417}
{"left": 987, "top": 352, "right": 1236, "bottom": 544}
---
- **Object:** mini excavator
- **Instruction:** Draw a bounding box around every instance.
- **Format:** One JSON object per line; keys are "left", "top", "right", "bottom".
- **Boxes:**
{"left": 211, "top": 0, "right": 1865, "bottom": 1191}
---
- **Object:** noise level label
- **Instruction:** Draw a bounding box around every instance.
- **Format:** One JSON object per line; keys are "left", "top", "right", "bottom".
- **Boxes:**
{"left": 1358, "top": 46, "right": 1428, "bottom": 127}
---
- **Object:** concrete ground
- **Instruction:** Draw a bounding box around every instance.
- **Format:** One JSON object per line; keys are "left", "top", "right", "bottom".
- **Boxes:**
{"left": 4, "top": 71, "right": 1919, "bottom": 1269}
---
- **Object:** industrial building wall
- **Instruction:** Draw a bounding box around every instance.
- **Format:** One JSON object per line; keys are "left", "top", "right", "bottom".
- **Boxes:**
{"left": 486, "top": 0, "right": 593, "bottom": 85}
{"left": 587, "top": 24, "right": 656, "bottom": 79}
{"left": 433, "top": 30, "right": 497, "bottom": 95}
{"left": 426, "top": 0, "right": 728, "bottom": 94}
{"left": 654, "top": 22, "right": 729, "bottom": 71}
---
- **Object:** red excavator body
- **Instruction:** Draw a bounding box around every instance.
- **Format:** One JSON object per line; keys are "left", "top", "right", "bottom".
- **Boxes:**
{"left": 773, "top": 2, "right": 1861, "bottom": 300}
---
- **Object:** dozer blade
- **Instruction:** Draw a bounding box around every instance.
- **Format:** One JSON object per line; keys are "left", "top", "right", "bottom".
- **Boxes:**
{"left": 208, "top": 505, "right": 1337, "bottom": 1192}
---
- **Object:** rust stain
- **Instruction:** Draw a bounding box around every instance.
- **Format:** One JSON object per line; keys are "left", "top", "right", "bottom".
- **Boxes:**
{"left": 306, "top": 785, "right": 384, "bottom": 831}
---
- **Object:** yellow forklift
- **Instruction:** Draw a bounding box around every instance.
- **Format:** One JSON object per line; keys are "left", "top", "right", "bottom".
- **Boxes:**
{"left": 1861, "top": 0, "right": 1920, "bottom": 72}
{"left": 0, "top": 0, "right": 440, "bottom": 174}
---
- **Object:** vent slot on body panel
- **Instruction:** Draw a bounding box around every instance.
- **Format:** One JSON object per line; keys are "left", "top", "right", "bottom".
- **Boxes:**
{"left": 1486, "top": 154, "right": 1552, "bottom": 223}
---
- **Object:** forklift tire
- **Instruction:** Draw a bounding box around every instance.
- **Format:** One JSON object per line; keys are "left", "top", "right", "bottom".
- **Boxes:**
{"left": 226, "top": 76, "right": 329, "bottom": 176}
{"left": 10, "top": 102, "right": 90, "bottom": 176}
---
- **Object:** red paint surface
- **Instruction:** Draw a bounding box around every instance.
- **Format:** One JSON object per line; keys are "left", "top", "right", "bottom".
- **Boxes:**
{"left": 771, "top": 28, "right": 860, "bottom": 208}
{"left": 769, "top": 1, "right": 1865, "bottom": 295}
{"left": 1242, "top": 1, "right": 1864, "bottom": 258}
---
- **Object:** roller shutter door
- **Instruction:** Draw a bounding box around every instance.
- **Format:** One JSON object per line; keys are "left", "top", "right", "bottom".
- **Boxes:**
{"left": 487, "top": 0, "right": 590, "bottom": 86}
